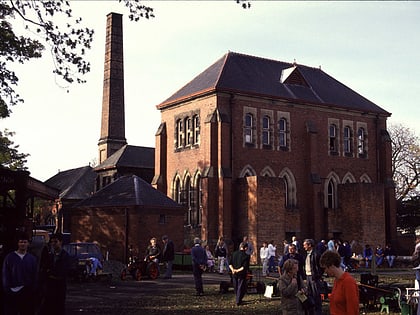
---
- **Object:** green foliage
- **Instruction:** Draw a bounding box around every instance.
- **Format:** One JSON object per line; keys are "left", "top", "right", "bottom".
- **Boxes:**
{"left": 0, "top": 0, "right": 248, "bottom": 170}
{"left": 0, "top": 129, "right": 29, "bottom": 170}
{"left": 0, "top": 0, "right": 155, "bottom": 118}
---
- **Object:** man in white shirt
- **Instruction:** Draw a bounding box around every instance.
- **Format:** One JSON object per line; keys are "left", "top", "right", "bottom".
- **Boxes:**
{"left": 259, "top": 242, "right": 269, "bottom": 275}
{"left": 267, "top": 240, "right": 276, "bottom": 273}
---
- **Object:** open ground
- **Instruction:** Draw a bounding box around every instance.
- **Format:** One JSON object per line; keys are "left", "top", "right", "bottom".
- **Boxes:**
{"left": 65, "top": 262, "right": 417, "bottom": 315}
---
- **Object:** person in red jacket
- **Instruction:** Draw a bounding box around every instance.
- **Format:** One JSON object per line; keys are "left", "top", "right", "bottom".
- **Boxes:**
{"left": 320, "top": 250, "right": 359, "bottom": 315}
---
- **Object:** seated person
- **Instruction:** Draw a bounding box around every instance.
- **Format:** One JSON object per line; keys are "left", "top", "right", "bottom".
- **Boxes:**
{"left": 384, "top": 243, "right": 396, "bottom": 268}
{"left": 375, "top": 244, "right": 384, "bottom": 267}
{"left": 363, "top": 244, "right": 373, "bottom": 268}
{"left": 145, "top": 237, "right": 161, "bottom": 263}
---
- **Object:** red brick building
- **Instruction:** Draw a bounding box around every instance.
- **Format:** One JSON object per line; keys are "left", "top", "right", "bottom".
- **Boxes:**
{"left": 153, "top": 52, "right": 396, "bottom": 263}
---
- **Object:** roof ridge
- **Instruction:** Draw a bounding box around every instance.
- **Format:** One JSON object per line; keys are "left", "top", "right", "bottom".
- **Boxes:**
{"left": 227, "top": 51, "right": 295, "bottom": 67}
{"left": 214, "top": 52, "right": 230, "bottom": 89}
{"left": 61, "top": 166, "right": 93, "bottom": 197}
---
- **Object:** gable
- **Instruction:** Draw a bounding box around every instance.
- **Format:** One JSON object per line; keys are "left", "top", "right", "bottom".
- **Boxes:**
{"left": 280, "top": 66, "right": 309, "bottom": 87}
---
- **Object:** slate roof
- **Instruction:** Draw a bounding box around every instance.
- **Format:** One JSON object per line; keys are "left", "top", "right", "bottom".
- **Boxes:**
{"left": 44, "top": 165, "right": 95, "bottom": 200}
{"left": 75, "top": 175, "right": 183, "bottom": 209}
{"left": 94, "top": 145, "right": 154, "bottom": 171}
{"left": 158, "top": 51, "right": 390, "bottom": 115}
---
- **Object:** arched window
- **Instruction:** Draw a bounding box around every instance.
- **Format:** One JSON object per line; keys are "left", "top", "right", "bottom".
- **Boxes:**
{"left": 280, "top": 168, "right": 297, "bottom": 209}
{"left": 327, "top": 179, "right": 337, "bottom": 209}
{"left": 284, "top": 178, "right": 289, "bottom": 208}
{"left": 174, "top": 177, "right": 181, "bottom": 203}
{"left": 278, "top": 118, "right": 287, "bottom": 148}
{"left": 184, "top": 176, "right": 192, "bottom": 225}
{"left": 191, "top": 175, "right": 202, "bottom": 226}
{"left": 343, "top": 126, "right": 352, "bottom": 154}
{"left": 193, "top": 115, "right": 200, "bottom": 145}
{"left": 329, "top": 124, "right": 338, "bottom": 154}
{"left": 262, "top": 115, "right": 270, "bottom": 145}
{"left": 244, "top": 113, "right": 253, "bottom": 144}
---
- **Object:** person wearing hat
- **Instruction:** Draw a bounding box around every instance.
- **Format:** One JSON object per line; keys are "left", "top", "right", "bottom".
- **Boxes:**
{"left": 191, "top": 237, "right": 207, "bottom": 296}
{"left": 229, "top": 242, "right": 250, "bottom": 306}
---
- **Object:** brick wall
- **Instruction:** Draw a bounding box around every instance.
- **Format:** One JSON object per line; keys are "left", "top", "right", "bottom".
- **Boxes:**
{"left": 156, "top": 91, "right": 395, "bottom": 258}
{"left": 71, "top": 206, "right": 184, "bottom": 263}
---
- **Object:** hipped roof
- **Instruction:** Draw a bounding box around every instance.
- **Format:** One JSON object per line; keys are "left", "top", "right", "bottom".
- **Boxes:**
{"left": 94, "top": 145, "right": 154, "bottom": 171}
{"left": 45, "top": 165, "right": 95, "bottom": 200}
{"left": 75, "top": 175, "right": 183, "bottom": 209}
{"left": 158, "top": 51, "right": 390, "bottom": 116}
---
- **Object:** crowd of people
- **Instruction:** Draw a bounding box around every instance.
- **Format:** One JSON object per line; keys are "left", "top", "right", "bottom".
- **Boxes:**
{"left": 192, "top": 235, "right": 362, "bottom": 314}
{"left": 1, "top": 231, "right": 409, "bottom": 315}
{"left": 141, "top": 234, "right": 399, "bottom": 314}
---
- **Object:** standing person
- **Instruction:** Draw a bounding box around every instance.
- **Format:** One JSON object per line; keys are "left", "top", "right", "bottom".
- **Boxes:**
{"left": 2, "top": 232, "right": 38, "bottom": 315}
{"left": 278, "top": 259, "right": 305, "bottom": 315}
{"left": 320, "top": 250, "right": 359, "bottom": 315}
{"left": 327, "top": 238, "right": 336, "bottom": 251}
{"left": 229, "top": 242, "right": 250, "bottom": 306}
{"left": 259, "top": 241, "right": 269, "bottom": 276}
{"left": 215, "top": 237, "right": 227, "bottom": 274}
{"left": 283, "top": 240, "right": 290, "bottom": 256}
{"left": 384, "top": 243, "right": 396, "bottom": 268}
{"left": 303, "top": 238, "right": 324, "bottom": 315}
{"left": 278, "top": 243, "right": 305, "bottom": 280}
{"left": 41, "top": 233, "right": 71, "bottom": 315}
{"left": 292, "top": 236, "right": 301, "bottom": 253}
{"left": 191, "top": 237, "right": 206, "bottom": 296}
{"left": 267, "top": 240, "right": 277, "bottom": 273}
{"left": 243, "top": 236, "right": 254, "bottom": 257}
{"left": 343, "top": 241, "right": 353, "bottom": 270}
{"left": 316, "top": 240, "right": 327, "bottom": 256}
{"left": 161, "top": 235, "right": 175, "bottom": 279}
{"left": 412, "top": 237, "right": 420, "bottom": 288}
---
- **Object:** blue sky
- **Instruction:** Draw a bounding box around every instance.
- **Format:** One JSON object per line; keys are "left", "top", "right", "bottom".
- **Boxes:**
{"left": 3, "top": 1, "right": 420, "bottom": 181}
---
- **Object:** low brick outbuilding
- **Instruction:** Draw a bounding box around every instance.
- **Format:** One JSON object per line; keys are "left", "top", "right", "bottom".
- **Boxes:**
{"left": 71, "top": 175, "right": 185, "bottom": 263}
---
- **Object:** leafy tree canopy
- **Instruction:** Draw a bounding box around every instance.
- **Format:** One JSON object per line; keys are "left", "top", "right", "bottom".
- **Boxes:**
{"left": 0, "top": 129, "right": 29, "bottom": 170}
{"left": 0, "top": 0, "right": 250, "bottom": 119}
{"left": 0, "top": 0, "right": 155, "bottom": 119}
{"left": 0, "top": 0, "right": 250, "bottom": 171}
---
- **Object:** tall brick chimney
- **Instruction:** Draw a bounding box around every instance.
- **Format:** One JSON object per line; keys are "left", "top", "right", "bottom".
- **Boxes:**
{"left": 98, "top": 12, "right": 127, "bottom": 164}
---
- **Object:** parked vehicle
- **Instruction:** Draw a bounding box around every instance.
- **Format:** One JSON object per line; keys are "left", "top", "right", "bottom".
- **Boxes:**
{"left": 63, "top": 242, "right": 105, "bottom": 280}
{"left": 120, "top": 255, "right": 159, "bottom": 281}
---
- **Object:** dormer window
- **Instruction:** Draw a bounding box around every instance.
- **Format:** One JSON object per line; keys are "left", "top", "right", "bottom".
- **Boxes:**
{"left": 280, "top": 66, "right": 309, "bottom": 86}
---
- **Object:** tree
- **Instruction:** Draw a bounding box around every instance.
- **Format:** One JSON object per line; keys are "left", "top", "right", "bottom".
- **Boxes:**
{"left": 389, "top": 123, "right": 420, "bottom": 202}
{"left": 0, "top": 0, "right": 250, "bottom": 171}
{"left": 0, "top": 0, "right": 153, "bottom": 171}
{"left": 0, "top": 0, "right": 154, "bottom": 119}
{"left": 397, "top": 196, "right": 420, "bottom": 235}
{"left": 0, "top": 0, "right": 250, "bottom": 119}
{"left": 0, "top": 129, "right": 29, "bottom": 170}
